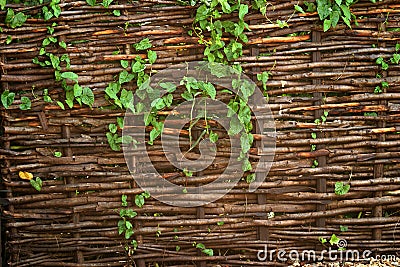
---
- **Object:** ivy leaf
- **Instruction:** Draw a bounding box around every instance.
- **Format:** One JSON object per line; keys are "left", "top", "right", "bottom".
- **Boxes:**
{"left": 335, "top": 181, "right": 350, "bottom": 195}
{"left": 209, "top": 131, "right": 218, "bottom": 143}
{"left": 238, "top": 4, "right": 248, "bottom": 20}
{"left": 73, "top": 83, "right": 83, "bottom": 97}
{"left": 135, "top": 194, "right": 145, "bottom": 208}
{"left": 86, "top": 0, "right": 96, "bottom": 6}
{"left": 228, "top": 117, "right": 243, "bottom": 136}
{"left": 51, "top": 4, "right": 61, "bottom": 18}
{"left": 106, "top": 132, "right": 121, "bottom": 151}
{"left": 132, "top": 60, "right": 145, "bottom": 73}
{"left": 125, "top": 228, "right": 134, "bottom": 239}
{"left": 61, "top": 72, "right": 78, "bottom": 82}
{"left": 118, "top": 220, "right": 125, "bottom": 234}
{"left": 81, "top": 87, "right": 94, "bottom": 107}
{"left": 202, "top": 248, "right": 214, "bottom": 256}
{"left": 0, "top": 0, "right": 5, "bottom": 10}
{"left": 119, "top": 70, "right": 135, "bottom": 84}
{"left": 5, "top": 9, "right": 27, "bottom": 28}
{"left": 30, "top": 177, "right": 43, "bottom": 191}
{"left": 20, "top": 96, "right": 31, "bottom": 110}
{"left": 101, "top": 0, "right": 113, "bottom": 8}
{"left": 133, "top": 38, "right": 152, "bottom": 50}
{"left": 109, "top": 123, "right": 117, "bottom": 134}
{"left": 330, "top": 11, "right": 340, "bottom": 28}
{"left": 341, "top": 16, "right": 351, "bottom": 29}
{"left": 294, "top": 4, "right": 305, "bottom": 14}
{"left": 120, "top": 60, "right": 129, "bottom": 69}
{"left": 340, "top": 5, "right": 351, "bottom": 20}
{"left": 105, "top": 82, "right": 120, "bottom": 100}
{"left": 147, "top": 50, "right": 157, "bottom": 64}
{"left": 329, "top": 234, "right": 340, "bottom": 245}
{"left": 317, "top": 1, "right": 331, "bottom": 20}
{"left": 113, "top": 9, "right": 120, "bottom": 16}
{"left": 42, "top": 6, "right": 53, "bottom": 20}
{"left": 120, "top": 89, "right": 134, "bottom": 111}
{"left": 181, "top": 90, "right": 193, "bottom": 101}
{"left": 335, "top": 0, "right": 342, "bottom": 5}
{"left": 1, "top": 90, "right": 15, "bottom": 108}
{"left": 203, "top": 82, "right": 216, "bottom": 99}
{"left": 160, "top": 82, "right": 176, "bottom": 93}
{"left": 323, "top": 19, "right": 332, "bottom": 32}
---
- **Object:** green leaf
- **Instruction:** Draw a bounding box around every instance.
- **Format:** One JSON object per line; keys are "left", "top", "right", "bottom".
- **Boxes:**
{"left": 118, "top": 220, "right": 125, "bottom": 234}
{"left": 340, "top": 225, "right": 348, "bottom": 232}
{"left": 242, "top": 158, "right": 252, "bottom": 172}
{"left": 396, "top": 43, "right": 400, "bottom": 52}
{"left": 304, "top": 1, "right": 316, "bottom": 12}
{"left": 160, "top": 82, "right": 176, "bottom": 93}
{"left": 51, "top": 4, "right": 61, "bottom": 18}
{"left": 202, "top": 248, "right": 214, "bottom": 256}
{"left": 209, "top": 131, "right": 218, "bottom": 143}
{"left": 131, "top": 60, "right": 145, "bottom": 73}
{"left": 105, "top": 82, "right": 120, "bottom": 100}
{"left": 246, "top": 173, "right": 255, "bottom": 183}
{"left": 335, "top": 181, "right": 350, "bottom": 195}
{"left": 294, "top": 4, "right": 305, "bottom": 14}
{"left": 340, "top": 5, "right": 351, "bottom": 20}
{"left": 238, "top": 4, "right": 248, "bottom": 20}
{"left": 1, "top": 90, "right": 15, "bottom": 108}
{"left": 20, "top": 96, "right": 31, "bottom": 110}
{"left": 86, "top": 0, "right": 96, "bottom": 6}
{"left": 81, "top": 87, "right": 94, "bottom": 107}
{"left": 121, "top": 194, "right": 128, "bottom": 206}
{"left": 217, "top": 221, "right": 224, "bottom": 226}
{"left": 61, "top": 72, "right": 79, "bottom": 82}
{"left": 58, "top": 41, "right": 67, "bottom": 49}
{"left": 125, "top": 228, "right": 134, "bottom": 239}
{"left": 101, "top": 0, "right": 113, "bottom": 8}
{"left": 147, "top": 50, "right": 157, "bottom": 64}
{"left": 142, "top": 191, "right": 150, "bottom": 198}
{"left": 228, "top": 117, "right": 243, "bottom": 136}
{"left": 30, "top": 177, "right": 43, "bottom": 191}
{"left": 323, "top": 19, "right": 332, "bottom": 32}
{"left": 126, "top": 209, "right": 137, "bottom": 218}
{"left": 319, "top": 237, "right": 327, "bottom": 244}
{"left": 203, "top": 82, "right": 216, "bottom": 99}
{"left": 117, "top": 117, "right": 124, "bottom": 128}
{"left": 5, "top": 9, "right": 27, "bottom": 28}
{"left": 57, "top": 101, "right": 65, "bottom": 110}
{"left": 120, "top": 60, "right": 129, "bottom": 69}
{"left": 119, "top": 70, "right": 135, "bottom": 84}
{"left": 54, "top": 151, "right": 62, "bottom": 157}
{"left": 181, "top": 90, "right": 193, "bottom": 101}
{"left": 73, "top": 83, "right": 82, "bottom": 97}
{"left": 381, "top": 61, "right": 389, "bottom": 70}
{"left": 113, "top": 9, "right": 121, "bottom": 16}
{"left": 317, "top": 1, "right": 331, "bottom": 20}
{"left": 135, "top": 194, "right": 145, "bottom": 208}
{"left": 0, "top": 0, "right": 5, "bottom": 10}
{"left": 311, "top": 132, "right": 317, "bottom": 139}
{"left": 196, "top": 243, "right": 205, "bottom": 249}
{"left": 42, "top": 6, "right": 53, "bottom": 20}
{"left": 109, "top": 123, "right": 117, "bottom": 134}
{"left": 120, "top": 89, "right": 134, "bottom": 111}
{"left": 331, "top": 11, "right": 340, "bottom": 28}
{"left": 133, "top": 38, "right": 152, "bottom": 50}
{"left": 342, "top": 16, "right": 351, "bottom": 28}
{"left": 329, "top": 234, "right": 340, "bottom": 245}
{"left": 335, "top": 0, "right": 342, "bottom": 5}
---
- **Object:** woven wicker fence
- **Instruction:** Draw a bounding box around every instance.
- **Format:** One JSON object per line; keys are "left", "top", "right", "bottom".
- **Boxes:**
{"left": 1, "top": 0, "right": 400, "bottom": 266}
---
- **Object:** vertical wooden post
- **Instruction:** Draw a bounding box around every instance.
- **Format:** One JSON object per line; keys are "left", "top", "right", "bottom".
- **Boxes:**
{"left": 312, "top": 31, "right": 327, "bottom": 229}
{"left": 372, "top": 13, "right": 387, "bottom": 241}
